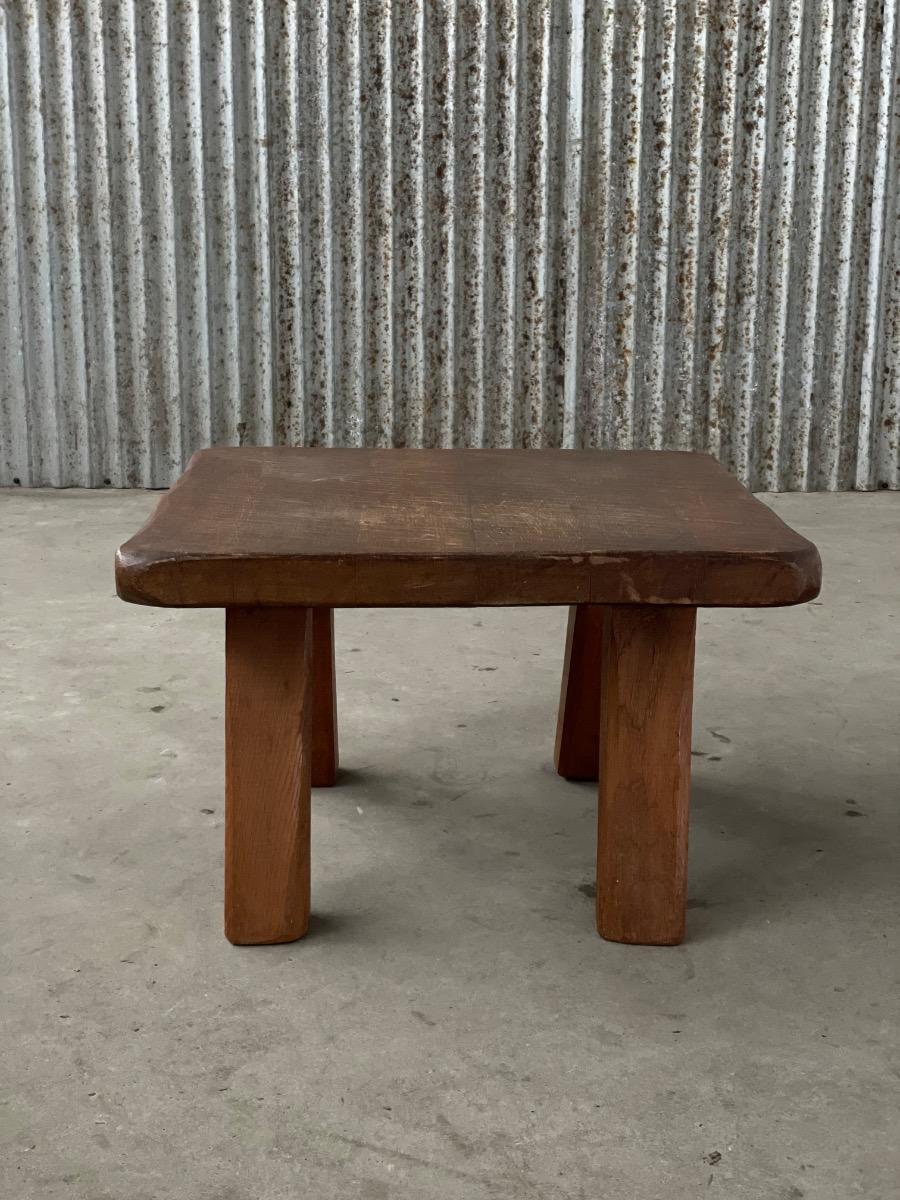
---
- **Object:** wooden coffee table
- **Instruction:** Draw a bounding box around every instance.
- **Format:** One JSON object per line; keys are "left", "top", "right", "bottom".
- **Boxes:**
{"left": 116, "top": 448, "right": 821, "bottom": 947}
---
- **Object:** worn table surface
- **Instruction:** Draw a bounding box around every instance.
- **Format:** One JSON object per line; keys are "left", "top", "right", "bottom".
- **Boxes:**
{"left": 115, "top": 448, "right": 821, "bottom": 608}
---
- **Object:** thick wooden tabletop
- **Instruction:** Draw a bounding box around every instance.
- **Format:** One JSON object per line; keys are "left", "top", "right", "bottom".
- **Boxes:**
{"left": 115, "top": 448, "right": 821, "bottom": 608}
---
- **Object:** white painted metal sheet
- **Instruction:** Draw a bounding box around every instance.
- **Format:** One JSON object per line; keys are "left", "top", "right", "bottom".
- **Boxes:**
{"left": 0, "top": 0, "right": 897, "bottom": 488}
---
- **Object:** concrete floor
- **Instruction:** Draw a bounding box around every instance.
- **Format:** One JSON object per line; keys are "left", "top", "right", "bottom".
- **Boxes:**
{"left": 0, "top": 489, "right": 898, "bottom": 1200}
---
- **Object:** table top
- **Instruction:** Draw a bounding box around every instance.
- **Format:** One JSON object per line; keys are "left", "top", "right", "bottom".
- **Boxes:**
{"left": 115, "top": 448, "right": 821, "bottom": 608}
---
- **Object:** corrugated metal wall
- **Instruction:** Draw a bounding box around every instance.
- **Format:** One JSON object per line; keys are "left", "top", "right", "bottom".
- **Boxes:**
{"left": 0, "top": 0, "right": 898, "bottom": 490}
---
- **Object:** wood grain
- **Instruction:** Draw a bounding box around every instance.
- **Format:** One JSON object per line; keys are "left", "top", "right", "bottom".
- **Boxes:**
{"left": 597, "top": 605, "right": 696, "bottom": 946}
{"left": 554, "top": 605, "right": 604, "bottom": 780}
{"left": 225, "top": 606, "right": 312, "bottom": 945}
{"left": 311, "top": 608, "right": 338, "bottom": 787}
{"left": 116, "top": 448, "right": 821, "bottom": 609}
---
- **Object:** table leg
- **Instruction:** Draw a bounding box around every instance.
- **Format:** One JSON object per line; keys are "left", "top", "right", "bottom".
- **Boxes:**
{"left": 225, "top": 607, "right": 312, "bottom": 945}
{"left": 554, "top": 605, "right": 604, "bottom": 780}
{"left": 597, "top": 605, "right": 696, "bottom": 945}
{"left": 311, "top": 608, "right": 339, "bottom": 787}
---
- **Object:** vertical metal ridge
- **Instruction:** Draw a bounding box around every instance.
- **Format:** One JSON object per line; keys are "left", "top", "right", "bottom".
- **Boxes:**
{"left": 328, "top": 0, "right": 364, "bottom": 446}
{"left": 423, "top": 0, "right": 455, "bottom": 447}
{"left": 539, "top": 0, "right": 568, "bottom": 449}
{"left": 665, "top": 0, "right": 707, "bottom": 453}
{"left": 267, "top": 0, "right": 303, "bottom": 446}
{"left": 696, "top": 0, "right": 739, "bottom": 465}
{"left": 391, "top": 0, "right": 425, "bottom": 448}
{"left": 170, "top": 0, "right": 210, "bottom": 469}
{"left": 756, "top": 0, "right": 802, "bottom": 491}
{"left": 299, "top": 0, "right": 334, "bottom": 445}
{"left": 0, "top": 3, "right": 29, "bottom": 483}
{"left": 200, "top": 1, "right": 240, "bottom": 454}
{"left": 784, "top": 0, "right": 832, "bottom": 490}
{"left": 606, "top": 0, "right": 645, "bottom": 450}
{"left": 454, "top": 0, "right": 487, "bottom": 447}
{"left": 482, "top": 0, "right": 517, "bottom": 448}
{"left": 11, "top": 0, "right": 59, "bottom": 485}
{"left": 74, "top": 0, "right": 119, "bottom": 485}
{"left": 636, "top": 0, "right": 676, "bottom": 450}
{"left": 814, "top": 0, "right": 867, "bottom": 489}
{"left": 361, "top": 0, "right": 393, "bottom": 447}
{"left": 560, "top": 0, "right": 586, "bottom": 449}
{"left": 44, "top": 0, "right": 90, "bottom": 486}
{"left": 105, "top": 0, "right": 150, "bottom": 486}
{"left": 1, "top": 0, "right": 897, "bottom": 488}
{"left": 579, "top": 0, "right": 615, "bottom": 450}
{"left": 851, "top": 0, "right": 894, "bottom": 488}
{"left": 725, "top": 0, "right": 769, "bottom": 485}
{"left": 515, "top": 0, "right": 551, "bottom": 447}
{"left": 140, "top": 0, "right": 181, "bottom": 484}
{"left": 873, "top": 5, "right": 900, "bottom": 490}
{"left": 234, "top": 0, "right": 273, "bottom": 448}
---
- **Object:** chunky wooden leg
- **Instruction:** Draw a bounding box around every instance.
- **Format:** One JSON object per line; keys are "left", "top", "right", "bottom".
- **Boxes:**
{"left": 225, "top": 607, "right": 312, "bottom": 945}
{"left": 597, "top": 606, "right": 696, "bottom": 945}
{"left": 311, "top": 608, "right": 339, "bottom": 787}
{"left": 554, "top": 605, "right": 604, "bottom": 780}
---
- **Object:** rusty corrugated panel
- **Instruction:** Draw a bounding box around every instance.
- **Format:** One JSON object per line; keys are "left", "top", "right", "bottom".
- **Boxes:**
{"left": 0, "top": 0, "right": 897, "bottom": 489}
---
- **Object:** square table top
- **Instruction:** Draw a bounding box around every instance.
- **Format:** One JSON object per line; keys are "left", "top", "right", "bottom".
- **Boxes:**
{"left": 115, "top": 447, "right": 821, "bottom": 608}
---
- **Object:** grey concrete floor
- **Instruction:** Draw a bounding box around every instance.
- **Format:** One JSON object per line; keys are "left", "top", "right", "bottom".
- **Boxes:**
{"left": 1, "top": 489, "right": 898, "bottom": 1200}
